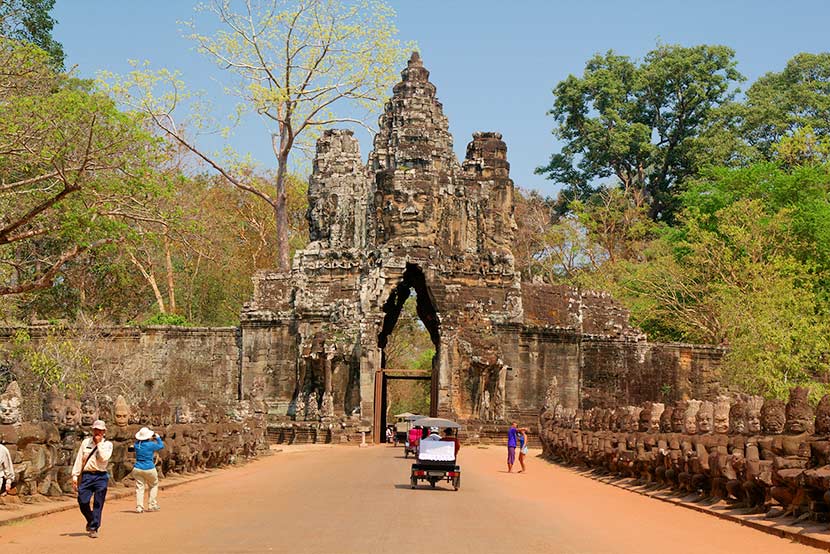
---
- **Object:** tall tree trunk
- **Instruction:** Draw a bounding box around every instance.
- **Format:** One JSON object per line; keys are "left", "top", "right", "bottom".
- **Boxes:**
{"left": 129, "top": 253, "right": 166, "bottom": 314}
{"left": 164, "top": 234, "right": 176, "bottom": 313}
{"left": 275, "top": 152, "right": 290, "bottom": 271}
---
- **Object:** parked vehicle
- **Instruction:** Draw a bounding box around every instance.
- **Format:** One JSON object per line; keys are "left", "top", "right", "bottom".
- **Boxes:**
{"left": 409, "top": 417, "right": 462, "bottom": 491}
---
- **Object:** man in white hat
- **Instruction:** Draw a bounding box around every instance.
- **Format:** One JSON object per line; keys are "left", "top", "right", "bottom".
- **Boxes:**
{"left": 132, "top": 426, "right": 164, "bottom": 513}
{"left": 71, "top": 419, "right": 113, "bottom": 539}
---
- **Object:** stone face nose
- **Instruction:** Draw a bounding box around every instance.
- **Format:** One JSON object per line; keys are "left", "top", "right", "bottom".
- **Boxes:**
{"left": 403, "top": 204, "right": 418, "bottom": 215}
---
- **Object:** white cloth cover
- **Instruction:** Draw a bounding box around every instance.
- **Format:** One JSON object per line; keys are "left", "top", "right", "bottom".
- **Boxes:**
{"left": 418, "top": 440, "right": 455, "bottom": 462}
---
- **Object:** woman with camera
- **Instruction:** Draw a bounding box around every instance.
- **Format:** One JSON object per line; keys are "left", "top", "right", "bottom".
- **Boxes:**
{"left": 132, "top": 427, "right": 165, "bottom": 513}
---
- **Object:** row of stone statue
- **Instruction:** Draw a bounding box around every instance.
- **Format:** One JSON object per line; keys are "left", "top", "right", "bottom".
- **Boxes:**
{"left": 538, "top": 387, "right": 830, "bottom": 523}
{"left": 0, "top": 381, "right": 267, "bottom": 500}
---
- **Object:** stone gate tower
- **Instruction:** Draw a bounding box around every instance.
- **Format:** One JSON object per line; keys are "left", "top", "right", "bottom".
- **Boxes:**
{"left": 240, "top": 53, "right": 676, "bottom": 439}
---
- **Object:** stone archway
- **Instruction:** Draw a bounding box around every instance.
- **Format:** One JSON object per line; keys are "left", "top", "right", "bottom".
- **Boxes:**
{"left": 372, "top": 264, "right": 440, "bottom": 440}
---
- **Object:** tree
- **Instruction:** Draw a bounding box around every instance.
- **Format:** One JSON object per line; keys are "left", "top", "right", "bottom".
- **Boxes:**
{"left": 106, "top": 0, "right": 410, "bottom": 271}
{"left": 742, "top": 53, "right": 830, "bottom": 160}
{"left": 0, "top": 38, "right": 165, "bottom": 300}
{"left": 536, "top": 44, "right": 743, "bottom": 221}
{"left": 0, "top": 0, "right": 64, "bottom": 68}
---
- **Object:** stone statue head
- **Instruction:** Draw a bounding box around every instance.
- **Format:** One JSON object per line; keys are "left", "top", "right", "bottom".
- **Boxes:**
{"left": 375, "top": 172, "right": 439, "bottom": 245}
{"left": 175, "top": 399, "right": 192, "bottom": 424}
{"left": 43, "top": 385, "right": 64, "bottom": 424}
{"left": 728, "top": 396, "right": 747, "bottom": 435}
{"left": 0, "top": 381, "right": 22, "bottom": 425}
{"left": 637, "top": 402, "right": 653, "bottom": 433}
{"left": 713, "top": 396, "right": 731, "bottom": 434}
{"left": 80, "top": 394, "right": 98, "bottom": 427}
{"left": 683, "top": 400, "right": 702, "bottom": 435}
{"left": 649, "top": 403, "right": 665, "bottom": 433}
{"left": 761, "top": 398, "right": 786, "bottom": 435}
{"left": 671, "top": 401, "right": 687, "bottom": 433}
{"left": 746, "top": 396, "right": 764, "bottom": 434}
{"left": 816, "top": 395, "right": 830, "bottom": 435}
{"left": 659, "top": 406, "right": 674, "bottom": 433}
{"left": 696, "top": 401, "right": 714, "bottom": 434}
{"left": 149, "top": 399, "right": 163, "bottom": 427}
{"left": 785, "top": 386, "right": 813, "bottom": 434}
{"left": 625, "top": 407, "right": 642, "bottom": 433}
{"left": 63, "top": 392, "right": 81, "bottom": 427}
{"left": 114, "top": 395, "right": 131, "bottom": 427}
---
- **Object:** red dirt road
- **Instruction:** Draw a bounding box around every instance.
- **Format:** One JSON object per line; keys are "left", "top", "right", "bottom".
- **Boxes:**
{"left": 0, "top": 445, "right": 822, "bottom": 554}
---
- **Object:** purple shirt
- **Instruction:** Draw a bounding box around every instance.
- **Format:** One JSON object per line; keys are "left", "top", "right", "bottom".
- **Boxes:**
{"left": 507, "top": 427, "right": 518, "bottom": 447}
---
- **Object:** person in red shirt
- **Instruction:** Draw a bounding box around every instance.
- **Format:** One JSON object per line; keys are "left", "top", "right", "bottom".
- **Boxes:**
{"left": 441, "top": 428, "right": 460, "bottom": 458}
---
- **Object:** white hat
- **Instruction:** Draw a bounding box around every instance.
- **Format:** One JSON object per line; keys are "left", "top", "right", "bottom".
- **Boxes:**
{"left": 135, "top": 427, "right": 154, "bottom": 440}
{"left": 92, "top": 420, "right": 107, "bottom": 431}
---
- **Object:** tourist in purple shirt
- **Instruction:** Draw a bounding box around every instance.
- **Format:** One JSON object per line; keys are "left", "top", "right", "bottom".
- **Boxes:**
{"left": 507, "top": 422, "right": 518, "bottom": 472}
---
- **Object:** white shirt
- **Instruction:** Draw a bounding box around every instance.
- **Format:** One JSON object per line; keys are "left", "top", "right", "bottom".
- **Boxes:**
{"left": 0, "top": 444, "right": 13, "bottom": 482}
{"left": 71, "top": 437, "right": 113, "bottom": 479}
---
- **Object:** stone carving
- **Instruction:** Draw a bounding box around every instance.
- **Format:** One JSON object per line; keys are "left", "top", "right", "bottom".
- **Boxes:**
{"left": 80, "top": 394, "right": 98, "bottom": 427}
{"left": 42, "top": 386, "right": 63, "bottom": 425}
{"left": 241, "top": 51, "right": 664, "bottom": 435}
{"left": 538, "top": 386, "right": 830, "bottom": 525}
{"left": 114, "top": 395, "right": 130, "bottom": 427}
{"left": 62, "top": 393, "right": 81, "bottom": 429}
{"left": 0, "top": 381, "right": 22, "bottom": 426}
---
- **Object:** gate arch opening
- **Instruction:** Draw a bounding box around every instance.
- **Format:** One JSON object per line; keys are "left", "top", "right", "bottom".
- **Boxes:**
{"left": 375, "top": 264, "right": 440, "bottom": 441}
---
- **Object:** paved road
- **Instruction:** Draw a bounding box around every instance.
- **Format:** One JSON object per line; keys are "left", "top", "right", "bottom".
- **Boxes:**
{"left": 0, "top": 445, "right": 822, "bottom": 553}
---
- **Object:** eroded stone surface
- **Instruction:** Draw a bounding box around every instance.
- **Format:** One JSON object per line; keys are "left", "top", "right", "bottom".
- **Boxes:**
{"left": 240, "top": 53, "right": 723, "bottom": 432}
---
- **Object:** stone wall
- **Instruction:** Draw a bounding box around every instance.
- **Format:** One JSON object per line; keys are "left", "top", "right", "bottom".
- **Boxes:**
{"left": 0, "top": 325, "right": 241, "bottom": 404}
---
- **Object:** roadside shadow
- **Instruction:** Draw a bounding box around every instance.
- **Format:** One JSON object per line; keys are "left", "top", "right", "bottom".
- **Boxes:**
{"left": 393, "top": 484, "right": 453, "bottom": 492}
{"left": 60, "top": 532, "right": 89, "bottom": 537}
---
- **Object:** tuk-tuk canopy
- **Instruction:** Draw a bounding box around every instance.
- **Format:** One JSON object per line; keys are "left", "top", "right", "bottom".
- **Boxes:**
{"left": 404, "top": 414, "right": 425, "bottom": 421}
{"left": 411, "top": 417, "right": 463, "bottom": 429}
{"left": 393, "top": 412, "right": 415, "bottom": 419}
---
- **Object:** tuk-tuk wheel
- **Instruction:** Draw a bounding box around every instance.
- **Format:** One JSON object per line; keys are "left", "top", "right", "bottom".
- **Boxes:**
{"left": 410, "top": 477, "right": 417, "bottom": 489}
{"left": 429, "top": 478, "right": 437, "bottom": 488}
{"left": 453, "top": 475, "right": 460, "bottom": 490}
{"left": 404, "top": 450, "right": 408, "bottom": 458}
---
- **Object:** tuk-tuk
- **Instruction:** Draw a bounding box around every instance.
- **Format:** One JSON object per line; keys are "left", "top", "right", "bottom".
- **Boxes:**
{"left": 400, "top": 414, "right": 425, "bottom": 458}
{"left": 409, "top": 417, "right": 462, "bottom": 491}
{"left": 393, "top": 412, "right": 416, "bottom": 444}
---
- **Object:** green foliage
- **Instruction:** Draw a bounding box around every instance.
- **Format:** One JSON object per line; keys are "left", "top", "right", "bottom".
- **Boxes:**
{"left": 0, "top": 0, "right": 64, "bottom": 68}
{"left": 537, "top": 43, "right": 743, "bottom": 221}
{"left": 142, "top": 312, "right": 190, "bottom": 327}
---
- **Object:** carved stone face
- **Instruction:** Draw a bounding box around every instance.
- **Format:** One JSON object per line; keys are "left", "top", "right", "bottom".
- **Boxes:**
{"left": 713, "top": 397, "right": 730, "bottom": 435}
{"left": 659, "top": 406, "right": 674, "bottom": 433}
{"left": 785, "top": 387, "right": 813, "bottom": 434}
{"left": 175, "top": 401, "right": 192, "bottom": 424}
{"left": 684, "top": 401, "right": 701, "bottom": 435}
{"left": 816, "top": 395, "right": 830, "bottom": 435}
{"left": 0, "top": 382, "right": 22, "bottom": 425}
{"left": 638, "top": 403, "right": 652, "bottom": 433}
{"left": 696, "top": 401, "right": 713, "bottom": 434}
{"left": 746, "top": 397, "right": 763, "bottom": 434}
{"left": 114, "top": 395, "right": 130, "bottom": 427}
{"left": 671, "top": 402, "right": 686, "bottom": 433}
{"left": 80, "top": 397, "right": 98, "bottom": 426}
{"left": 63, "top": 397, "right": 81, "bottom": 427}
{"left": 761, "top": 399, "right": 786, "bottom": 435}
{"left": 43, "top": 388, "right": 64, "bottom": 424}
{"left": 376, "top": 174, "right": 438, "bottom": 243}
{"left": 729, "top": 399, "right": 747, "bottom": 435}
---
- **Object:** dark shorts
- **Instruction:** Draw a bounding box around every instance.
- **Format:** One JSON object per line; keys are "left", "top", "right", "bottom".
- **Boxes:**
{"left": 507, "top": 446, "right": 516, "bottom": 465}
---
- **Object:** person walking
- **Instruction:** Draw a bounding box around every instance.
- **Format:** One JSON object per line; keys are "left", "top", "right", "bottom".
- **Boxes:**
{"left": 71, "top": 419, "right": 113, "bottom": 539}
{"left": 132, "top": 426, "right": 165, "bottom": 513}
{"left": 0, "top": 442, "right": 14, "bottom": 495}
{"left": 507, "top": 422, "right": 518, "bottom": 473}
{"left": 517, "top": 427, "right": 529, "bottom": 473}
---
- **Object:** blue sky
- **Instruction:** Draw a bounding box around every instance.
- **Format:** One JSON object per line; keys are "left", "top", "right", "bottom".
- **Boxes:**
{"left": 53, "top": 0, "right": 830, "bottom": 196}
